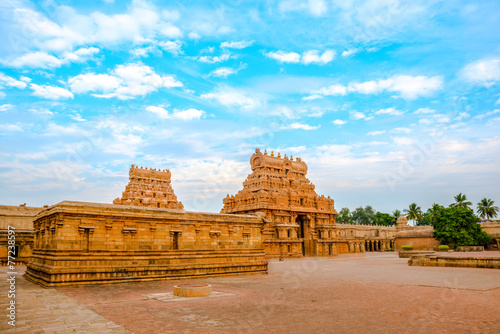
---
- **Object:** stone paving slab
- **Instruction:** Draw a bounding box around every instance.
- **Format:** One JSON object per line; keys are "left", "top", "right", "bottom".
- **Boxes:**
{"left": 0, "top": 266, "right": 131, "bottom": 333}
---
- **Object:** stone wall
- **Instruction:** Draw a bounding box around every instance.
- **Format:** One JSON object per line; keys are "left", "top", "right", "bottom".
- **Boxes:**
{"left": 0, "top": 204, "right": 42, "bottom": 265}
{"left": 24, "top": 201, "right": 267, "bottom": 287}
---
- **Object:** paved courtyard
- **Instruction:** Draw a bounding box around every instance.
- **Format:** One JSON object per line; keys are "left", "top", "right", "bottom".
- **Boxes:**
{"left": 2, "top": 252, "right": 500, "bottom": 333}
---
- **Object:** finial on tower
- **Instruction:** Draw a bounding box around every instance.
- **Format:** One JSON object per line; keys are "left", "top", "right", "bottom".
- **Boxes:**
{"left": 271, "top": 151, "right": 274, "bottom": 157}
{"left": 277, "top": 152, "right": 281, "bottom": 158}
{"left": 264, "top": 149, "right": 268, "bottom": 155}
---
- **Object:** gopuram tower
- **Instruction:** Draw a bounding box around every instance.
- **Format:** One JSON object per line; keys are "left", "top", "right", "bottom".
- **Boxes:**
{"left": 113, "top": 164, "right": 184, "bottom": 210}
{"left": 221, "top": 148, "right": 338, "bottom": 257}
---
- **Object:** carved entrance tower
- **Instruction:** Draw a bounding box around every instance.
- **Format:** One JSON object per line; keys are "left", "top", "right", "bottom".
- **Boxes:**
{"left": 221, "top": 148, "right": 338, "bottom": 257}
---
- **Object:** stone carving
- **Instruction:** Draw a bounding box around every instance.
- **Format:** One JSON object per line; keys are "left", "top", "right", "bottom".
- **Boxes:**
{"left": 113, "top": 164, "right": 184, "bottom": 210}
{"left": 221, "top": 148, "right": 338, "bottom": 257}
{"left": 222, "top": 149, "right": 336, "bottom": 215}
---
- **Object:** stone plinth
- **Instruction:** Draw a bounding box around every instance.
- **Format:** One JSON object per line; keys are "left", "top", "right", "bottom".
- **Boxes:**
{"left": 174, "top": 283, "right": 212, "bottom": 297}
{"left": 24, "top": 201, "right": 267, "bottom": 287}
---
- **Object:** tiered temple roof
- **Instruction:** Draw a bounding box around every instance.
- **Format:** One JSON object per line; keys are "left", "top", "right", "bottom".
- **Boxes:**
{"left": 113, "top": 164, "right": 184, "bottom": 210}
{"left": 221, "top": 148, "right": 337, "bottom": 215}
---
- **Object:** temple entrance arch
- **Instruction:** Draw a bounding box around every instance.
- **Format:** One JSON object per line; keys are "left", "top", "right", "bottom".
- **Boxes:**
{"left": 296, "top": 215, "right": 308, "bottom": 256}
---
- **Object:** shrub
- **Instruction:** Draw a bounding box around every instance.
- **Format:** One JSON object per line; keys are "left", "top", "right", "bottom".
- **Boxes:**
{"left": 401, "top": 245, "right": 413, "bottom": 250}
{"left": 438, "top": 245, "right": 449, "bottom": 251}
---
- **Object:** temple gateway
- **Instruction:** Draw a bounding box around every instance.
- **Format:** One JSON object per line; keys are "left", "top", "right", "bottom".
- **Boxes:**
{"left": 222, "top": 148, "right": 340, "bottom": 257}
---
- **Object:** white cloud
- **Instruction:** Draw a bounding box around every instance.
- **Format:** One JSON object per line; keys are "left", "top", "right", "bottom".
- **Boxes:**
{"left": 316, "top": 75, "right": 443, "bottom": 99}
{"left": 266, "top": 49, "right": 335, "bottom": 65}
{"left": 342, "top": 49, "right": 358, "bottom": 57}
{"left": 414, "top": 107, "right": 436, "bottom": 114}
{"left": 172, "top": 108, "right": 205, "bottom": 120}
{"left": 381, "top": 75, "right": 443, "bottom": 99}
{"left": 188, "top": 32, "right": 201, "bottom": 39}
{"left": 4, "top": 52, "right": 63, "bottom": 69}
{"left": 302, "top": 50, "right": 335, "bottom": 65}
{"left": 350, "top": 111, "right": 366, "bottom": 120}
{"left": 159, "top": 41, "right": 182, "bottom": 55}
{"left": 220, "top": 41, "right": 253, "bottom": 49}
{"left": 0, "top": 73, "right": 27, "bottom": 89}
{"left": 392, "top": 136, "right": 414, "bottom": 146}
{"left": 348, "top": 81, "right": 379, "bottom": 94}
{"left": 0, "top": 104, "right": 13, "bottom": 112}
{"left": 390, "top": 127, "right": 412, "bottom": 134}
{"left": 146, "top": 106, "right": 169, "bottom": 119}
{"left": 0, "top": 124, "right": 23, "bottom": 132}
{"left": 460, "top": 58, "right": 500, "bottom": 85}
{"left": 302, "top": 94, "right": 323, "bottom": 101}
{"left": 30, "top": 84, "right": 73, "bottom": 100}
{"left": 279, "top": 0, "right": 328, "bottom": 16}
{"left": 198, "top": 53, "right": 231, "bottom": 63}
{"left": 317, "top": 84, "right": 347, "bottom": 96}
{"left": 473, "top": 109, "right": 500, "bottom": 120}
{"left": 332, "top": 119, "right": 347, "bottom": 126}
{"left": 209, "top": 67, "right": 238, "bottom": 78}
{"left": 374, "top": 107, "right": 403, "bottom": 116}
{"left": 265, "top": 51, "right": 301, "bottom": 64}
{"left": 282, "top": 122, "right": 321, "bottom": 130}
{"left": 3, "top": 47, "right": 99, "bottom": 69}
{"left": 201, "top": 89, "right": 264, "bottom": 111}
{"left": 160, "top": 23, "right": 182, "bottom": 38}
{"left": 271, "top": 106, "right": 295, "bottom": 119}
{"left": 68, "top": 74, "right": 121, "bottom": 94}
{"left": 69, "top": 63, "right": 182, "bottom": 99}
{"left": 367, "top": 130, "right": 386, "bottom": 136}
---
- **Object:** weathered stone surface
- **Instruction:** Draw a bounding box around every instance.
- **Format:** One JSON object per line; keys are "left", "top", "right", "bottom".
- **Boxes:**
{"left": 113, "top": 164, "right": 184, "bottom": 210}
{"left": 408, "top": 252, "right": 500, "bottom": 269}
{"left": 0, "top": 204, "right": 42, "bottom": 265}
{"left": 24, "top": 201, "right": 267, "bottom": 287}
{"left": 222, "top": 148, "right": 341, "bottom": 257}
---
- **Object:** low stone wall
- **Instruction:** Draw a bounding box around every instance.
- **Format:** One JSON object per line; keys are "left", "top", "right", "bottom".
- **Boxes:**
{"left": 398, "top": 250, "right": 436, "bottom": 258}
{"left": 456, "top": 246, "right": 484, "bottom": 252}
{"left": 24, "top": 201, "right": 268, "bottom": 287}
{"left": 408, "top": 254, "right": 500, "bottom": 269}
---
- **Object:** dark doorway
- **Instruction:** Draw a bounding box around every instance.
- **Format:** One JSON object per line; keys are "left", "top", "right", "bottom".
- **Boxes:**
{"left": 83, "top": 229, "right": 90, "bottom": 252}
{"left": 172, "top": 232, "right": 179, "bottom": 250}
{"left": 296, "top": 215, "right": 306, "bottom": 256}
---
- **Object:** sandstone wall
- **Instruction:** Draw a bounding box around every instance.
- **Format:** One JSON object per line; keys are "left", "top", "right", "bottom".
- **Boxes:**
{"left": 24, "top": 201, "right": 267, "bottom": 287}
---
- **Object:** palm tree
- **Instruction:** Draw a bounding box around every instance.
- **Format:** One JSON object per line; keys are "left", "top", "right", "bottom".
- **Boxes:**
{"left": 426, "top": 203, "right": 444, "bottom": 225}
{"left": 453, "top": 193, "right": 472, "bottom": 209}
{"left": 477, "top": 198, "right": 499, "bottom": 221}
{"left": 391, "top": 209, "right": 401, "bottom": 225}
{"left": 404, "top": 203, "right": 423, "bottom": 226}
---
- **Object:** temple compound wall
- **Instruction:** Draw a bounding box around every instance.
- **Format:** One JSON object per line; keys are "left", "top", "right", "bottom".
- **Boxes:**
{"left": 336, "top": 224, "right": 396, "bottom": 253}
{"left": 0, "top": 204, "right": 42, "bottom": 265}
{"left": 24, "top": 166, "right": 267, "bottom": 287}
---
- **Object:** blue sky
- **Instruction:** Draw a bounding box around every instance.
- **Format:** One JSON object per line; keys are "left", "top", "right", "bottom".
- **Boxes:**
{"left": 0, "top": 0, "right": 499, "bottom": 215}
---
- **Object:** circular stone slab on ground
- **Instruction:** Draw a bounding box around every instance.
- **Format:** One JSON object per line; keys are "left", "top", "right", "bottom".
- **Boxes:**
{"left": 173, "top": 284, "right": 212, "bottom": 297}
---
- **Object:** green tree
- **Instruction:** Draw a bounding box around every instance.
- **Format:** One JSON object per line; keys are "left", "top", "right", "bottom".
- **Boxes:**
{"left": 352, "top": 206, "right": 376, "bottom": 225}
{"left": 418, "top": 203, "right": 444, "bottom": 226}
{"left": 432, "top": 206, "right": 492, "bottom": 247}
{"left": 336, "top": 207, "right": 353, "bottom": 224}
{"left": 375, "top": 212, "right": 393, "bottom": 226}
{"left": 404, "top": 203, "right": 423, "bottom": 226}
{"left": 452, "top": 193, "right": 472, "bottom": 209}
{"left": 476, "top": 198, "right": 499, "bottom": 221}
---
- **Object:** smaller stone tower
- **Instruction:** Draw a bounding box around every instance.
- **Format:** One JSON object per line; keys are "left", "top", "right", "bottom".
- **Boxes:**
{"left": 113, "top": 164, "right": 184, "bottom": 210}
